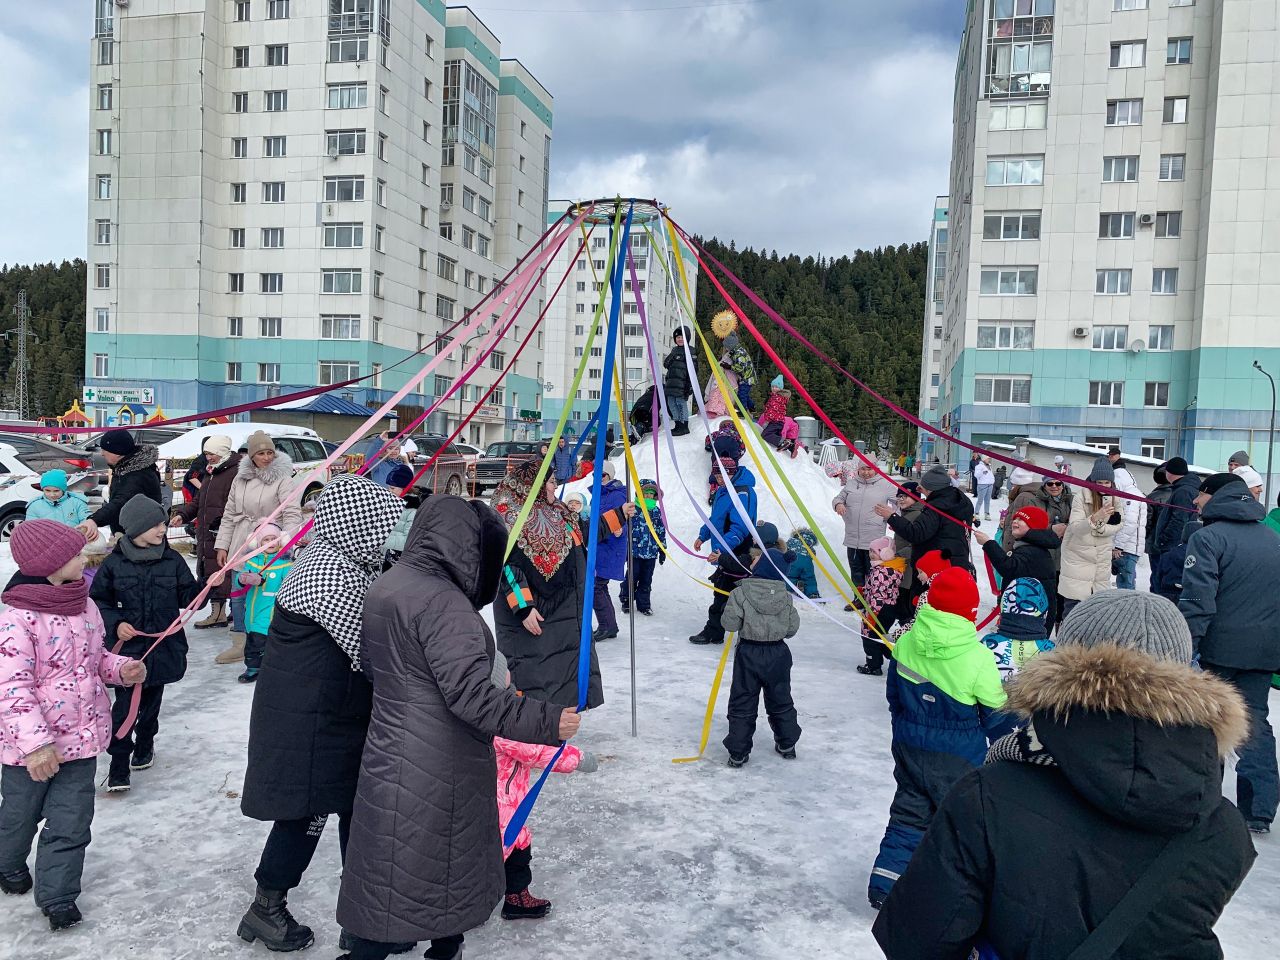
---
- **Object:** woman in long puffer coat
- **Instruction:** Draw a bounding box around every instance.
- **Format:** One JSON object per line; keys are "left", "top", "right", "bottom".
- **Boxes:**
{"left": 1056, "top": 463, "right": 1122, "bottom": 618}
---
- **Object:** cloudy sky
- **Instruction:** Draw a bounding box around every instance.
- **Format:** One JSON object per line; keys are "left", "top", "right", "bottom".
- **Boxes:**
{"left": 0, "top": 0, "right": 962, "bottom": 266}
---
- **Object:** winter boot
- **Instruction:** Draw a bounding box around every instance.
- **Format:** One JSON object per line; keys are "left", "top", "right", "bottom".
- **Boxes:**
{"left": 0, "top": 868, "right": 32, "bottom": 895}
{"left": 423, "top": 939, "right": 464, "bottom": 960}
{"left": 688, "top": 629, "right": 714, "bottom": 645}
{"left": 592, "top": 627, "right": 618, "bottom": 642}
{"left": 46, "top": 902, "right": 82, "bottom": 931}
{"left": 639, "top": 607, "right": 653, "bottom": 616}
{"left": 672, "top": 421, "right": 690, "bottom": 437}
{"left": 501, "top": 888, "right": 552, "bottom": 920}
{"left": 238, "top": 667, "right": 261, "bottom": 684}
{"left": 130, "top": 745, "right": 154, "bottom": 770}
{"left": 237, "top": 886, "right": 315, "bottom": 952}
{"left": 107, "top": 754, "right": 131, "bottom": 793}
{"left": 337, "top": 930, "right": 416, "bottom": 953}
{"left": 620, "top": 600, "right": 630, "bottom": 614}
{"left": 726, "top": 753, "right": 749, "bottom": 768}
{"left": 195, "top": 602, "right": 228, "bottom": 630}
{"left": 856, "top": 662, "right": 883, "bottom": 677}
{"left": 1247, "top": 819, "right": 1271, "bottom": 835}
{"left": 215, "top": 631, "right": 246, "bottom": 664}
{"left": 774, "top": 741, "right": 797, "bottom": 760}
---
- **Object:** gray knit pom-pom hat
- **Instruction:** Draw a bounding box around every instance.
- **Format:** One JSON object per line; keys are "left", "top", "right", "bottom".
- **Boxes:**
{"left": 1056, "top": 589, "right": 1193, "bottom": 663}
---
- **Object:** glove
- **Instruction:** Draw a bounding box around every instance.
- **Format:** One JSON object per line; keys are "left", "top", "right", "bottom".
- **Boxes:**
{"left": 575, "top": 751, "right": 599, "bottom": 774}
{"left": 658, "top": 553, "right": 666, "bottom": 565}
{"left": 239, "top": 570, "right": 264, "bottom": 587}
{"left": 1107, "top": 512, "right": 1122, "bottom": 526}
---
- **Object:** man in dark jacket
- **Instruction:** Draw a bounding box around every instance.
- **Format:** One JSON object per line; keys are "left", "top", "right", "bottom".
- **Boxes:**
{"left": 1144, "top": 463, "right": 1174, "bottom": 560}
{"left": 876, "top": 465, "right": 975, "bottom": 597}
{"left": 1152, "top": 456, "right": 1199, "bottom": 558}
{"left": 663, "top": 326, "right": 694, "bottom": 436}
{"left": 874, "top": 590, "right": 1256, "bottom": 960}
{"left": 77, "top": 428, "right": 164, "bottom": 543}
{"left": 1180, "top": 473, "right": 1280, "bottom": 834}
{"left": 550, "top": 437, "right": 576, "bottom": 484}
{"left": 974, "top": 504, "right": 1060, "bottom": 621}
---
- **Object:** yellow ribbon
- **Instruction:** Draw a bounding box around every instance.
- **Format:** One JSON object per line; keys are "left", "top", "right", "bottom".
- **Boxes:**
{"left": 672, "top": 633, "right": 736, "bottom": 763}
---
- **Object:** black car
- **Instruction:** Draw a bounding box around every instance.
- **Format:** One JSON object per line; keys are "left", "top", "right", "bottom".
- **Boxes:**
{"left": 0, "top": 432, "right": 100, "bottom": 480}
{"left": 474, "top": 440, "right": 542, "bottom": 493}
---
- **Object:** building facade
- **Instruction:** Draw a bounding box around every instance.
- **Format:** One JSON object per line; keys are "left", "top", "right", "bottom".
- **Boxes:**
{"left": 540, "top": 203, "right": 698, "bottom": 437}
{"left": 935, "top": 0, "right": 1280, "bottom": 479}
{"left": 85, "top": 0, "right": 552, "bottom": 446}
{"left": 917, "top": 196, "right": 948, "bottom": 462}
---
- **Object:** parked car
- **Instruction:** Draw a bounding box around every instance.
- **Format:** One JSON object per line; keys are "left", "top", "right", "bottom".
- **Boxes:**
{"left": 0, "top": 443, "right": 93, "bottom": 541}
{"left": 403, "top": 434, "right": 474, "bottom": 496}
{"left": 473, "top": 440, "right": 543, "bottom": 493}
{"left": 0, "top": 432, "right": 98, "bottom": 478}
{"left": 75, "top": 427, "right": 190, "bottom": 453}
{"left": 160, "top": 424, "right": 331, "bottom": 506}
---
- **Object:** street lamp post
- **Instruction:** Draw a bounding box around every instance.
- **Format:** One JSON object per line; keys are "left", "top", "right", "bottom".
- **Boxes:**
{"left": 1254, "top": 360, "right": 1276, "bottom": 506}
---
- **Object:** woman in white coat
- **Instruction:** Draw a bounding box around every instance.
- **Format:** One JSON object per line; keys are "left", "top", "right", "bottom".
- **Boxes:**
{"left": 1057, "top": 459, "right": 1122, "bottom": 620}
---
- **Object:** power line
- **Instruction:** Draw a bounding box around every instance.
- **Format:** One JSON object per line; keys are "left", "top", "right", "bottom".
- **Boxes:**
{"left": 477, "top": 0, "right": 779, "bottom": 13}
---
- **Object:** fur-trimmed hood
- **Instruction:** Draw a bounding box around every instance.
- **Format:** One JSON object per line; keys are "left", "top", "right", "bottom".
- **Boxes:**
{"left": 234, "top": 451, "right": 294, "bottom": 486}
{"left": 1004, "top": 643, "right": 1250, "bottom": 832}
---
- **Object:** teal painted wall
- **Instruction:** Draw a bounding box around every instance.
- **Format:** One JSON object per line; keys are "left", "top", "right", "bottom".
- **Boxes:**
{"left": 444, "top": 26, "right": 500, "bottom": 78}
{"left": 498, "top": 74, "right": 553, "bottom": 128}
{"left": 415, "top": 0, "right": 446, "bottom": 25}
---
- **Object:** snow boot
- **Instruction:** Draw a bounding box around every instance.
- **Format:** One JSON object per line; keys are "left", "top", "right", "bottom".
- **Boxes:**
{"left": 215, "top": 631, "right": 246, "bottom": 664}
{"left": 237, "top": 886, "right": 314, "bottom": 952}
{"left": 856, "top": 662, "right": 883, "bottom": 677}
{"left": 620, "top": 601, "right": 630, "bottom": 614}
{"left": 502, "top": 888, "right": 551, "bottom": 920}
{"left": 238, "top": 667, "right": 260, "bottom": 684}
{"left": 0, "top": 868, "right": 32, "bottom": 895}
{"left": 1247, "top": 819, "right": 1271, "bottom": 835}
{"left": 672, "top": 421, "right": 690, "bottom": 437}
{"left": 130, "top": 745, "right": 154, "bottom": 770}
{"left": 195, "top": 602, "right": 227, "bottom": 629}
{"left": 106, "top": 754, "right": 131, "bottom": 793}
{"left": 639, "top": 607, "right": 653, "bottom": 616}
{"left": 46, "top": 902, "right": 82, "bottom": 931}
{"left": 338, "top": 930, "right": 416, "bottom": 953}
{"left": 775, "top": 742, "right": 797, "bottom": 760}
{"left": 592, "top": 627, "right": 618, "bottom": 642}
{"left": 688, "top": 629, "right": 714, "bottom": 645}
{"left": 423, "top": 937, "right": 464, "bottom": 960}
{"left": 726, "top": 753, "right": 749, "bottom": 768}
{"left": 869, "top": 891, "right": 886, "bottom": 911}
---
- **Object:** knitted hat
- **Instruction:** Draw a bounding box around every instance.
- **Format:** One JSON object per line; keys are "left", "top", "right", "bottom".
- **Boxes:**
{"left": 1165, "top": 456, "right": 1189, "bottom": 476}
{"left": 915, "top": 549, "right": 952, "bottom": 582}
{"left": 921, "top": 465, "right": 951, "bottom": 491}
{"left": 673, "top": 326, "right": 690, "bottom": 343}
{"left": 1153, "top": 465, "right": 1169, "bottom": 485}
{"left": 566, "top": 489, "right": 591, "bottom": 514}
{"left": 490, "top": 648, "right": 509, "bottom": 689}
{"left": 756, "top": 521, "right": 780, "bottom": 546}
{"left": 10, "top": 519, "right": 87, "bottom": 578}
{"left": 869, "top": 536, "right": 895, "bottom": 562}
{"left": 1200, "top": 472, "right": 1243, "bottom": 496}
{"left": 386, "top": 464, "right": 414, "bottom": 489}
{"left": 754, "top": 547, "right": 790, "bottom": 583}
{"left": 1008, "top": 466, "right": 1037, "bottom": 486}
{"left": 601, "top": 460, "right": 617, "bottom": 480}
{"left": 927, "top": 567, "right": 980, "bottom": 622}
{"left": 1086, "top": 458, "right": 1115, "bottom": 483}
{"left": 119, "top": 494, "right": 168, "bottom": 539}
{"left": 246, "top": 430, "right": 276, "bottom": 458}
{"left": 1056, "top": 589, "right": 1193, "bottom": 663}
{"left": 898, "top": 480, "right": 921, "bottom": 497}
{"left": 724, "top": 332, "right": 740, "bottom": 349}
{"left": 1228, "top": 450, "right": 1250, "bottom": 466}
{"left": 39, "top": 469, "right": 69, "bottom": 492}
{"left": 99, "top": 429, "right": 138, "bottom": 457}
{"left": 1053, "top": 455, "right": 1065, "bottom": 465}
{"left": 202, "top": 435, "right": 233, "bottom": 461}
{"left": 714, "top": 456, "right": 738, "bottom": 476}
{"left": 770, "top": 375, "right": 784, "bottom": 390}
{"left": 1233, "top": 465, "right": 1263, "bottom": 489}
{"left": 1012, "top": 505, "right": 1050, "bottom": 530}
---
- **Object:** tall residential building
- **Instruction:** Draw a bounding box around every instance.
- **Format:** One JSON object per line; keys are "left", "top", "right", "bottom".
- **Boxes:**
{"left": 85, "top": 0, "right": 551, "bottom": 447}
{"left": 935, "top": 0, "right": 1280, "bottom": 477}
{"left": 541, "top": 203, "right": 698, "bottom": 435}
{"left": 917, "top": 196, "right": 948, "bottom": 461}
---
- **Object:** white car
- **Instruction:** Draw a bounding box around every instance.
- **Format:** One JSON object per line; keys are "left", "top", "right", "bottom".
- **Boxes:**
{"left": 0, "top": 443, "right": 92, "bottom": 541}
{"left": 160, "top": 423, "right": 332, "bottom": 507}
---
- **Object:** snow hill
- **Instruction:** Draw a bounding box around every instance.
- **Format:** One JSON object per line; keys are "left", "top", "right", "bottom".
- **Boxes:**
{"left": 1, "top": 430, "right": 1275, "bottom": 960}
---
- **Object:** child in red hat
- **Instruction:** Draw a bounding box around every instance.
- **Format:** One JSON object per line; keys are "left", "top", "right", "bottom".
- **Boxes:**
{"left": 887, "top": 549, "right": 952, "bottom": 645}
{"left": 974, "top": 504, "right": 1061, "bottom": 625}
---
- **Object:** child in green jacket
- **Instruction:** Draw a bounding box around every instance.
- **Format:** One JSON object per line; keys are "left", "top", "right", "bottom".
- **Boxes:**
{"left": 234, "top": 525, "right": 295, "bottom": 684}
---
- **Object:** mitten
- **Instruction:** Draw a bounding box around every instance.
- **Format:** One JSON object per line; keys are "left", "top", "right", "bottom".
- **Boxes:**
{"left": 239, "top": 570, "right": 264, "bottom": 587}
{"left": 576, "top": 751, "right": 600, "bottom": 774}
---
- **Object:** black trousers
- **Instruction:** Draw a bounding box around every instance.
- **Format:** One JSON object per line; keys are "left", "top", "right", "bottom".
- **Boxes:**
{"left": 620, "top": 556, "right": 657, "bottom": 611}
{"left": 722, "top": 641, "right": 801, "bottom": 758}
{"left": 245, "top": 631, "right": 269, "bottom": 670}
{"left": 347, "top": 934, "right": 463, "bottom": 960}
{"left": 108, "top": 685, "right": 165, "bottom": 758}
{"left": 504, "top": 843, "right": 533, "bottom": 894}
{"left": 254, "top": 812, "right": 351, "bottom": 892}
{"left": 701, "top": 558, "right": 749, "bottom": 641}
{"left": 847, "top": 547, "right": 872, "bottom": 590}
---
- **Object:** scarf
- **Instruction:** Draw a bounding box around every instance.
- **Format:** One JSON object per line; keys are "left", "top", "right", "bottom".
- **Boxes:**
{"left": 985, "top": 721, "right": 1057, "bottom": 767}
{"left": 2, "top": 571, "right": 90, "bottom": 616}
{"left": 118, "top": 536, "right": 166, "bottom": 564}
{"left": 881, "top": 556, "right": 907, "bottom": 574}
{"left": 275, "top": 475, "right": 404, "bottom": 670}
{"left": 491, "top": 460, "right": 577, "bottom": 579}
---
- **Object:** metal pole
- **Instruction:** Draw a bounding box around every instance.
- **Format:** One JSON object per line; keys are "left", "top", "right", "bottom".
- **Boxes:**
{"left": 621, "top": 225, "right": 638, "bottom": 738}
{"left": 1254, "top": 361, "right": 1276, "bottom": 506}
{"left": 12, "top": 290, "right": 30, "bottom": 420}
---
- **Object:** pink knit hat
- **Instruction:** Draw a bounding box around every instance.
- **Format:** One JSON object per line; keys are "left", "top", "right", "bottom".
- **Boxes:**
{"left": 869, "top": 536, "right": 895, "bottom": 562}
{"left": 11, "top": 520, "right": 87, "bottom": 578}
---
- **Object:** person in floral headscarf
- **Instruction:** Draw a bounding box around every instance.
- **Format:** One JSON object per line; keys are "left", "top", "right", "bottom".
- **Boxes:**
{"left": 491, "top": 461, "right": 604, "bottom": 709}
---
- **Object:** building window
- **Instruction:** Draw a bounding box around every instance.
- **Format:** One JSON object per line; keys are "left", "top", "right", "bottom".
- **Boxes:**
{"left": 234, "top": 0, "right": 250, "bottom": 21}
{"left": 1109, "top": 41, "right": 1146, "bottom": 68}
{"left": 268, "top": 0, "right": 290, "bottom": 19}
{"left": 99, "top": 39, "right": 114, "bottom": 65}
{"left": 324, "top": 176, "right": 365, "bottom": 201}
{"left": 231, "top": 182, "right": 246, "bottom": 203}
{"left": 490, "top": 351, "right": 506, "bottom": 371}
{"left": 266, "top": 44, "right": 289, "bottom": 66}
{"left": 265, "top": 90, "right": 288, "bottom": 112}
{"left": 1163, "top": 97, "right": 1188, "bottom": 123}
{"left": 378, "top": 85, "right": 388, "bottom": 115}
{"left": 1112, "top": 0, "right": 1148, "bottom": 9}
{"left": 1169, "top": 0, "right": 1193, "bottom": 5}
{"left": 575, "top": 303, "right": 585, "bottom": 314}
{"left": 1096, "top": 269, "right": 1132, "bottom": 294}
{"left": 323, "top": 222, "right": 363, "bottom": 248}
{"left": 260, "top": 227, "right": 284, "bottom": 248}
{"left": 1092, "top": 325, "right": 1128, "bottom": 351}
{"left": 377, "top": 133, "right": 388, "bottom": 161}
{"left": 1144, "top": 381, "right": 1170, "bottom": 408}
{"left": 1159, "top": 154, "right": 1186, "bottom": 181}
{"left": 228, "top": 316, "right": 243, "bottom": 338}
{"left": 983, "top": 0, "right": 1054, "bottom": 97}
{"left": 1089, "top": 381, "right": 1125, "bottom": 406}
{"left": 462, "top": 226, "right": 476, "bottom": 251}
{"left": 329, "top": 37, "right": 369, "bottom": 62}
{"left": 985, "top": 156, "right": 1044, "bottom": 186}
{"left": 982, "top": 211, "right": 1040, "bottom": 240}
{"left": 97, "top": 129, "right": 113, "bottom": 156}
{"left": 439, "top": 222, "right": 453, "bottom": 241}
{"left": 1155, "top": 211, "right": 1182, "bottom": 238}
{"left": 326, "top": 129, "right": 366, "bottom": 155}
{"left": 1149, "top": 325, "right": 1174, "bottom": 351}
{"left": 373, "top": 271, "right": 384, "bottom": 297}
{"left": 260, "top": 273, "right": 284, "bottom": 294}
{"left": 1099, "top": 212, "right": 1135, "bottom": 239}
{"left": 1152, "top": 267, "right": 1179, "bottom": 294}
{"left": 435, "top": 294, "right": 455, "bottom": 320}
{"left": 376, "top": 179, "right": 386, "bottom": 206}
{"left": 974, "top": 376, "right": 1032, "bottom": 405}
{"left": 477, "top": 195, "right": 491, "bottom": 221}
{"left": 258, "top": 363, "right": 281, "bottom": 384}
{"left": 477, "top": 235, "right": 491, "bottom": 258}
{"left": 326, "top": 83, "right": 367, "bottom": 113}
{"left": 226, "top": 362, "right": 243, "bottom": 383}
{"left": 94, "top": 353, "right": 110, "bottom": 378}
{"left": 319, "top": 362, "right": 360, "bottom": 385}
{"left": 98, "top": 83, "right": 113, "bottom": 111}
{"left": 232, "top": 91, "right": 249, "bottom": 113}
{"left": 94, "top": 307, "right": 110, "bottom": 333}
{"left": 94, "top": 264, "right": 111, "bottom": 289}
{"left": 1105, "top": 98, "right": 1143, "bottom": 125}
{"left": 1167, "top": 38, "right": 1192, "bottom": 64}
{"left": 96, "top": 174, "right": 111, "bottom": 200}
{"left": 231, "top": 137, "right": 248, "bottom": 159}
{"left": 321, "top": 315, "right": 361, "bottom": 340}
{"left": 321, "top": 268, "right": 362, "bottom": 294}
{"left": 230, "top": 228, "right": 245, "bottom": 249}
{"left": 1102, "top": 156, "right": 1139, "bottom": 182}
{"left": 374, "top": 225, "right": 384, "bottom": 251}
{"left": 1084, "top": 436, "right": 1122, "bottom": 452}
{"left": 95, "top": 219, "right": 112, "bottom": 245}
{"left": 433, "top": 375, "right": 453, "bottom": 397}
{"left": 441, "top": 144, "right": 455, "bottom": 167}
{"left": 437, "top": 255, "right": 457, "bottom": 281}
{"left": 1140, "top": 438, "right": 1167, "bottom": 459}
{"left": 259, "top": 316, "right": 282, "bottom": 338}
{"left": 264, "top": 136, "right": 286, "bottom": 158}
{"left": 979, "top": 267, "right": 1038, "bottom": 295}
{"left": 988, "top": 101, "right": 1048, "bottom": 130}
{"left": 233, "top": 46, "right": 250, "bottom": 68}
{"left": 263, "top": 181, "right": 285, "bottom": 203}
{"left": 976, "top": 322, "right": 1035, "bottom": 350}
{"left": 229, "top": 272, "right": 244, "bottom": 293}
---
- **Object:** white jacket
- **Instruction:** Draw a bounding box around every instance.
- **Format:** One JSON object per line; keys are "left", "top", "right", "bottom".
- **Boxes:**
{"left": 1058, "top": 490, "right": 1122, "bottom": 601}
{"left": 974, "top": 462, "right": 995, "bottom": 487}
{"left": 1112, "top": 469, "right": 1148, "bottom": 556}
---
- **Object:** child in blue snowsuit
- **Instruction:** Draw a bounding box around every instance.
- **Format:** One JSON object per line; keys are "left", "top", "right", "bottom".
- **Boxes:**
{"left": 786, "top": 528, "right": 820, "bottom": 599}
{"left": 234, "top": 526, "right": 296, "bottom": 684}
{"left": 620, "top": 478, "right": 666, "bottom": 616}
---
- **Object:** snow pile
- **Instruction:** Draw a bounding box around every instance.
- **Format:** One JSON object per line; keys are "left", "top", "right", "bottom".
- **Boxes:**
{"left": 0, "top": 432, "right": 1275, "bottom": 960}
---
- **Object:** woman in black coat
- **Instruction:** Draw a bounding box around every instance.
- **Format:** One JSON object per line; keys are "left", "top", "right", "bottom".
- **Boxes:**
{"left": 663, "top": 326, "right": 693, "bottom": 436}
{"left": 877, "top": 466, "right": 975, "bottom": 595}
{"left": 337, "top": 495, "right": 577, "bottom": 960}
{"left": 78, "top": 428, "right": 164, "bottom": 542}
{"left": 236, "top": 475, "right": 405, "bottom": 953}
{"left": 170, "top": 436, "right": 241, "bottom": 628}
{"left": 874, "top": 591, "right": 1256, "bottom": 960}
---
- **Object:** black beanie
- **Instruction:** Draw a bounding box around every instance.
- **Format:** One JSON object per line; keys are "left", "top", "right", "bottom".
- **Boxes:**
{"left": 1199, "top": 472, "right": 1243, "bottom": 496}
{"left": 674, "top": 326, "right": 691, "bottom": 343}
{"left": 100, "top": 429, "right": 139, "bottom": 457}
{"left": 1164, "top": 456, "right": 1189, "bottom": 476}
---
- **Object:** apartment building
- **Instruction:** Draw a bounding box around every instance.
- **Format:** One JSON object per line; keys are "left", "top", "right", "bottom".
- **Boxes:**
{"left": 85, "top": 0, "right": 552, "bottom": 446}
{"left": 917, "top": 197, "right": 948, "bottom": 461}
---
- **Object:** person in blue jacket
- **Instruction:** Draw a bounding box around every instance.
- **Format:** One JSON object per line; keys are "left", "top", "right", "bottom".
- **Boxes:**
{"left": 689, "top": 455, "right": 758, "bottom": 645}
{"left": 24, "top": 469, "right": 92, "bottom": 527}
{"left": 590, "top": 461, "right": 635, "bottom": 642}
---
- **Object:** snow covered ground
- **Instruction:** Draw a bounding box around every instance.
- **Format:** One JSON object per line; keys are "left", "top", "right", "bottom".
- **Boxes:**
{"left": 1, "top": 431, "right": 1276, "bottom": 960}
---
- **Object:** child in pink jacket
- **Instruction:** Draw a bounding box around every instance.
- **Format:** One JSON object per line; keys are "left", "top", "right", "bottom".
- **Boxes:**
{"left": 492, "top": 651, "right": 596, "bottom": 921}
{"left": 0, "top": 520, "right": 146, "bottom": 931}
